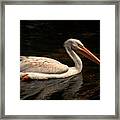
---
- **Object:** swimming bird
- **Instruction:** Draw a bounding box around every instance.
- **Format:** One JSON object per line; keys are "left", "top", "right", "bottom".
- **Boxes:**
{"left": 20, "top": 39, "right": 100, "bottom": 80}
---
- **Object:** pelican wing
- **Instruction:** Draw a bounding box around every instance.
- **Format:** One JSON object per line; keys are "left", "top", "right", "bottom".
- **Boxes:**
{"left": 20, "top": 57, "right": 69, "bottom": 74}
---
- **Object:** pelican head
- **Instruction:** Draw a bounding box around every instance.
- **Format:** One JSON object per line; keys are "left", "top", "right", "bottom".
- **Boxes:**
{"left": 64, "top": 38, "right": 84, "bottom": 48}
{"left": 64, "top": 38, "right": 100, "bottom": 64}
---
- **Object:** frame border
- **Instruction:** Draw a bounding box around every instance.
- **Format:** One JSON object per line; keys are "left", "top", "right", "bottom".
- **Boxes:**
{"left": 0, "top": 0, "right": 119, "bottom": 119}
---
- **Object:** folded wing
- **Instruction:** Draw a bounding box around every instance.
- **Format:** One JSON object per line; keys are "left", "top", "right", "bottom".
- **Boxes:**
{"left": 20, "top": 56, "right": 69, "bottom": 74}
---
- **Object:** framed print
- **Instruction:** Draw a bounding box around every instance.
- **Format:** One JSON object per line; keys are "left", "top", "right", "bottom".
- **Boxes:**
{"left": 0, "top": 0, "right": 119, "bottom": 119}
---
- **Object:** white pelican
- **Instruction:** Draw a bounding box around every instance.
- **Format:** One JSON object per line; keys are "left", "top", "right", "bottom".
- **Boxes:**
{"left": 20, "top": 39, "right": 100, "bottom": 80}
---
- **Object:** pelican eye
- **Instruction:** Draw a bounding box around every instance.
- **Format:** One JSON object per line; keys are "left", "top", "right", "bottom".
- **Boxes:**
{"left": 77, "top": 42, "right": 84, "bottom": 48}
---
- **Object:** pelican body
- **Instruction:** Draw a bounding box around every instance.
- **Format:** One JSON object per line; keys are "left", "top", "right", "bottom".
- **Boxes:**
{"left": 20, "top": 39, "right": 100, "bottom": 80}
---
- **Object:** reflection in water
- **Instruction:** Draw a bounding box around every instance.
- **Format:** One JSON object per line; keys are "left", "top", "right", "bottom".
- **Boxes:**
{"left": 20, "top": 73, "right": 83, "bottom": 100}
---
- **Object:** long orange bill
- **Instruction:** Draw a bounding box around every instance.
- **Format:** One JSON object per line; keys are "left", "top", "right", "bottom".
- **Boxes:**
{"left": 73, "top": 45, "right": 100, "bottom": 64}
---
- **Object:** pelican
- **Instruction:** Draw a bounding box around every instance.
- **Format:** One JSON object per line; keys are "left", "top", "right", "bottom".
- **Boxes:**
{"left": 20, "top": 39, "right": 100, "bottom": 80}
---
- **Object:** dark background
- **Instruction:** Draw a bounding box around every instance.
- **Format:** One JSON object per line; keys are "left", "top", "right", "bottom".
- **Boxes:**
{"left": 20, "top": 20, "right": 100, "bottom": 100}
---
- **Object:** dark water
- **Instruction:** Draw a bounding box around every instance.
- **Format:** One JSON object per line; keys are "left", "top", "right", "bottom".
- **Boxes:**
{"left": 20, "top": 20, "right": 100, "bottom": 100}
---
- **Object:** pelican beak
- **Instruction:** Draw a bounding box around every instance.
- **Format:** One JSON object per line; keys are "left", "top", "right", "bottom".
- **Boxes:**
{"left": 73, "top": 45, "right": 100, "bottom": 64}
